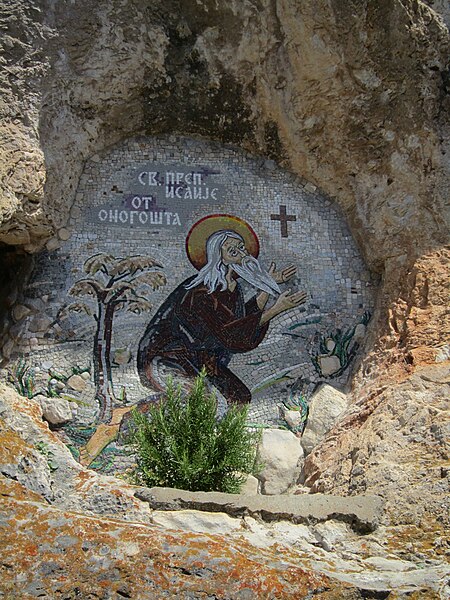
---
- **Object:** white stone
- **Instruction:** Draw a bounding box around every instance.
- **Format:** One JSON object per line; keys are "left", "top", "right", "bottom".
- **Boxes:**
{"left": 312, "top": 521, "right": 350, "bottom": 551}
{"left": 318, "top": 355, "right": 341, "bottom": 376}
{"left": 283, "top": 409, "right": 304, "bottom": 431}
{"left": 66, "top": 374, "right": 86, "bottom": 392}
{"left": 240, "top": 474, "right": 259, "bottom": 495}
{"left": 38, "top": 395, "right": 73, "bottom": 425}
{"left": 151, "top": 510, "right": 242, "bottom": 535}
{"left": 241, "top": 516, "right": 272, "bottom": 548}
{"left": 363, "top": 556, "right": 415, "bottom": 572}
{"left": 301, "top": 384, "right": 348, "bottom": 455}
{"left": 272, "top": 521, "right": 318, "bottom": 546}
{"left": 80, "top": 371, "right": 91, "bottom": 380}
{"left": 257, "top": 428, "right": 304, "bottom": 495}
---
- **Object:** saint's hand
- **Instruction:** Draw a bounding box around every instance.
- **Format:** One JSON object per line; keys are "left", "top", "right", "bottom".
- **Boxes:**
{"left": 269, "top": 262, "right": 297, "bottom": 284}
{"left": 273, "top": 289, "right": 307, "bottom": 315}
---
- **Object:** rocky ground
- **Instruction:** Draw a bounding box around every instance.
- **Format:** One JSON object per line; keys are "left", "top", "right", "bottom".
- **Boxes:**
{"left": 1, "top": 382, "right": 449, "bottom": 598}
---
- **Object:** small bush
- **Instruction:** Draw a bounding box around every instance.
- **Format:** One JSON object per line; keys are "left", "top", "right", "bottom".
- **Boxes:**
{"left": 128, "top": 370, "right": 261, "bottom": 493}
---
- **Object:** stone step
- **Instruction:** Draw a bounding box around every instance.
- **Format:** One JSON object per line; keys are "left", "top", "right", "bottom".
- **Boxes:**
{"left": 135, "top": 487, "right": 384, "bottom": 533}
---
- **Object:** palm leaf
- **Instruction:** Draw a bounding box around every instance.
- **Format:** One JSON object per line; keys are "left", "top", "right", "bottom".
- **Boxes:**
{"left": 58, "top": 302, "right": 93, "bottom": 318}
{"left": 131, "top": 270, "right": 167, "bottom": 290}
{"left": 109, "top": 255, "right": 163, "bottom": 277}
{"left": 84, "top": 253, "right": 115, "bottom": 274}
{"left": 69, "top": 279, "right": 103, "bottom": 298}
{"left": 104, "top": 282, "right": 133, "bottom": 304}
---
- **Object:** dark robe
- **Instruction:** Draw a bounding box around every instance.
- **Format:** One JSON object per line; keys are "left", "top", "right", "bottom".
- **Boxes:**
{"left": 137, "top": 275, "right": 269, "bottom": 404}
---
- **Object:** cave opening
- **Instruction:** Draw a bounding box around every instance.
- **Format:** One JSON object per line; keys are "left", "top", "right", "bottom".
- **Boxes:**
{"left": 0, "top": 244, "right": 34, "bottom": 364}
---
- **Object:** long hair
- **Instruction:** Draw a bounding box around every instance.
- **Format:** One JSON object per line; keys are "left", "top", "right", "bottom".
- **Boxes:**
{"left": 185, "top": 230, "right": 243, "bottom": 293}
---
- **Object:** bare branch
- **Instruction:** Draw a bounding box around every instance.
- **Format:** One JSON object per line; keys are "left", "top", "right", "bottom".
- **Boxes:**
{"left": 104, "top": 282, "right": 133, "bottom": 305}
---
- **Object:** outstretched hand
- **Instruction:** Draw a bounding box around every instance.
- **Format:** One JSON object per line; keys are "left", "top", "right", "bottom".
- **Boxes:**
{"left": 273, "top": 289, "right": 307, "bottom": 315}
{"left": 269, "top": 262, "right": 297, "bottom": 284}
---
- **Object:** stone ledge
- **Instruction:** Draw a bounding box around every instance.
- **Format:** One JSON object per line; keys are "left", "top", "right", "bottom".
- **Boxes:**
{"left": 135, "top": 487, "right": 384, "bottom": 533}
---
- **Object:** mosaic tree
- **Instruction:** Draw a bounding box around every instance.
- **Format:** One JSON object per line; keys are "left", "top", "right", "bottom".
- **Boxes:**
{"left": 65, "top": 253, "right": 166, "bottom": 423}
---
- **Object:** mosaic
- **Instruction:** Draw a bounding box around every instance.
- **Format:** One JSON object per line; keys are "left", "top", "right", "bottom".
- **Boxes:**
{"left": 10, "top": 136, "right": 377, "bottom": 473}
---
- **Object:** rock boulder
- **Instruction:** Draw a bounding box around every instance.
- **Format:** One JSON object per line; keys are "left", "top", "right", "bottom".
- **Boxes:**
{"left": 38, "top": 395, "right": 73, "bottom": 425}
{"left": 301, "top": 385, "right": 348, "bottom": 455}
{"left": 257, "top": 429, "right": 304, "bottom": 494}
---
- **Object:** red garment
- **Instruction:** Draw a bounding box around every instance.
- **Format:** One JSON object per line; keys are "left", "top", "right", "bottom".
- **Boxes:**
{"left": 137, "top": 276, "right": 269, "bottom": 404}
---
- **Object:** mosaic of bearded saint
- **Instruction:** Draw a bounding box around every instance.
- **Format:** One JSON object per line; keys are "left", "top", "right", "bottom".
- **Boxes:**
{"left": 137, "top": 214, "right": 307, "bottom": 405}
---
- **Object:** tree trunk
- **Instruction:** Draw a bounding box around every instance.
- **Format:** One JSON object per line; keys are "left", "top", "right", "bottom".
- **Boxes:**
{"left": 93, "top": 302, "right": 116, "bottom": 423}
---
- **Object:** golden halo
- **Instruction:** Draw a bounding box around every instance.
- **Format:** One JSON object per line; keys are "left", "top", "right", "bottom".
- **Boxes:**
{"left": 186, "top": 214, "right": 260, "bottom": 270}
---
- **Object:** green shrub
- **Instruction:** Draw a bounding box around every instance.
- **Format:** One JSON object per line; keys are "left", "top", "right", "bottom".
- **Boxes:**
{"left": 128, "top": 370, "right": 261, "bottom": 493}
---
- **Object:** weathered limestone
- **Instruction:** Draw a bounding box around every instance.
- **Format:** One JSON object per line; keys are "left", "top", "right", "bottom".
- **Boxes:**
{"left": 241, "top": 474, "right": 260, "bottom": 495}
{"left": 38, "top": 395, "right": 73, "bottom": 425}
{"left": 152, "top": 509, "right": 244, "bottom": 535}
{"left": 1, "top": 383, "right": 449, "bottom": 596}
{"left": 135, "top": 487, "right": 384, "bottom": 533}
{"left": 257, "top": 428, "right": 304, "bottom": 494}
{"left": 304, "top": 364, "right": 450, "bottom": 525}
{"left": 66, "top": 374, "right": 86, "bottom": 392}
{"left": 301, "top": 384, "right": 349, "bottom": 455}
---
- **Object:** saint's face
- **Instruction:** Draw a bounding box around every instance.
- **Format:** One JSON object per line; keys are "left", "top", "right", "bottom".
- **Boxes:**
{"left": 221, "top": 236, "right": 249, "bottom": 265}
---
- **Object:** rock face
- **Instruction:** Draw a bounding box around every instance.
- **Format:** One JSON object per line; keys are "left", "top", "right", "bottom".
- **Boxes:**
{"left": 1, "top": 0, "right": 448, "bottom": 265}
{"left": 0, "top": 3, "right": 448, "bottom": 365}
{"left": 2, "top": 384, "right": 449, "bottom": 598}
{"left": 0, "top": 0, "right": 447, "bottom": 376}
{"left": 303, "top": 364, "right": 450, "bottom": 527}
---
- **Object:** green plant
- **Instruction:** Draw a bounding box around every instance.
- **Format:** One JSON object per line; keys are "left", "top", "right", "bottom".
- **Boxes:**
{"left": 8, "top": 359, "right": 36, "bottom": 398}
{"left": 34, "top": 441, "right": 59, "bottom": 472}
{"left": 280, "top": 391, "right": 309, "bottom": 435}
{"left": 128, "top": 370, "right": 261, "bottom": 493}
{"left": 71, "top": 364, "right": 91, "bottom": 376}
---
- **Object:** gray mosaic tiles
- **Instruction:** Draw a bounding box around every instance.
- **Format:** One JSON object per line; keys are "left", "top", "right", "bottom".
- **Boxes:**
{"left": 15, "top": 135, "right": 377, "bottom": 429}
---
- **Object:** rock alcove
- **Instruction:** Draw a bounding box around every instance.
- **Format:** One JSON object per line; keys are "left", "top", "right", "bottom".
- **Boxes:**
{"left": 4, "top": 135, "right": 378, "bottom": 475}
{"left": 0, "top": 0, "right": 449, "bottom": 597}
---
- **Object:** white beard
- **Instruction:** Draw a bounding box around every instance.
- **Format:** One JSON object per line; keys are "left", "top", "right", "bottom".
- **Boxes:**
{"left": 231, "top": 256, "right": 280, "bottom": 296}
